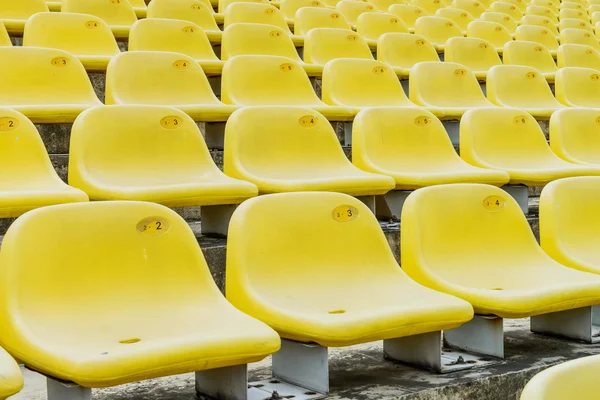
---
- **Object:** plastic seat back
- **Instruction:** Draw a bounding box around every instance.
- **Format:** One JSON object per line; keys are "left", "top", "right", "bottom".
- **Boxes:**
{"left": 23, "top": 12, "right": 120, "bottom": 57}
{"left": 388, "top": 4, "right": 429, "bottom": 29}
{"left": 222, "top": 55, "right": 322, "bottom": 105}
{"left": 444, "top": 37, "right": 502, "bottom": 72}
{"left": 0, "top": 0, "right": 48, "bottom": 21}
{"left": 560, "top": 18, "right": 593, "bottom": 32}
{"left": 557, "top": 44, "right": 600, "bottom": 69}
{"left": 356, "top": 12, "right": 408, "bottom": 41}
{"left": 481, "top": 11, "right": 518, "bottom": 34}
{"left": 436, "top": 7, "right": 475, "bottom": 31}
{"left": 549, "top": 109, "right": 600, "bottom": 166}
{"left": 219, "top": 0, "right": 267, "bottom": 13}
{"left": 304, "top": 28, "right": 373, "bottom": 65}
{"left": 490, "top": 1, "right": 523, "bottom": 20}
{"left": 293, "top": 7, "right": 351, "bottom": 35}
{"left": 560, "top": 28, "right": 600, "bottom": 51}
{"left": 224, "top": 2, "right": 290, "bottom": 32}
{"left": 377, "top": 32, "right": 440, "bottom": 68}
{"left": 590, "top": 5, "right": 600, "bottom": 16}
{"left": 515, "top": 25, "right": 558, "bottom": 52}
{"left": 525, "top": 5, "right": 557, "bottom": 21}
{"left": 106, "top": 51, "right": 221, "bottom": 105}
{"left": 62, "top": 0, "right": 136, "bottom": 26}
{"left": 450, "top": 0, "right": 485, "bottom": 18}
{"left": 560, "top": 8, "right": 588, "bottom": 21}
{"left": 336, "top": 1, "right": 379, "bottom": 25}
{"left": 487, "top": 65, "right": 559, "bottom": 107}
{"left": 555, "top": 67, "right": 600, "bottom": 107}
{"left": 531, "top": 0, "right": 558, "bottom": 12}
{"left": 503, "top": 40, "right": 558, "bottom": 73}
{"left": 414, "top": 16, "right": 463, "bottom": 47}
{"left": 521, "top": 15, "right": 559, "bottom": 35}
{"left": 147, "top": 0, "right": 220, "bottom": 31}
{"left": 370, "top": 0, "right": 405, "bottom": 11}
{"left": 222, "top": 23, "right": 301, "bottom": 61}
{"left": 561, "top": 1, "right": 583, "bottom": 10}
{"left": 280, "top": 0, "right": 325, "bottom": 20}
{"left": 467, "top": 20, "right": 513, "bottom": 49}
{"left": 410, "top": 0, "right": 445, "bottom": 15}
{"left": 322, "top": 58, "right": 413, "bottom": 106}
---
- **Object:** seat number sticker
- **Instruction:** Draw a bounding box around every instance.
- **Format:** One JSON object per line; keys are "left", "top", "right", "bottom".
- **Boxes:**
{"left": 482, "top": 195, "right": 505, "bottom": 211}
{"left": 160, "top": 116, "right": 183, "bottom": 129}
{"left": 332, "top": 205, "right": 358, "bottom": 222}
{"left": 137, "top": 217, "right": 170, "bottom": 236}
{"left": 51, "top": 57, "right": 69, "bottom": 67}
{"left": 299, "top": 115, "right": 318, "bottom": 127}
{"left": 0, "top": 117, "right": 18, "bottom": 131}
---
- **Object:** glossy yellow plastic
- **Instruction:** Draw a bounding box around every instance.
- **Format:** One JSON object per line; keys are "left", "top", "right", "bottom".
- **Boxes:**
{"left": 490, "top": 2, "right": 523, "bottom": 20}
{"left": 411, "top": 0, "right": 445, "bottom": 15}
{"left": 561, "top": 1, "right": 583, "bottom": 10}
{"left": 515, "top": 25, "right": 558, "bottom": 56}
{"left": 279, "top": 0, "right": 325, "bottom": 20}
{"left": 352, "top": 107, "right": 509, "bottom": 189}
{"left": 128, "top": 19, "right": 222, "bottom": 76}
{"left": 444, "top": 37, "right": 502, "bottom": 80}
{"left": 293, "top": 7, "right": 351, "bottom": 36}
{"left": 521, "top": 15, "right": 559, "bottom": 39}
{"left": 401, "top": 183, "right": 600, "bottom": 318}
{"left": 0, "top": 201, "right": 280, "bottom": 388}
{"left": 531, "top": 0, "right": 558, "bottom": 12}
{"left": 505, "top": 0, "right": 528, "bottom": 12}
{"left": 521, "top": 355, "right": 600, "bottom": 400}
{"left": 591, "top": 9, "right": 600, "bottom": 22}
{"left": 303, "top": 28, "right": 373, "bottom": 65}
{"left": 0, "top": 47, "right": 101, "bottom": 123}
{"left": 466, "top": 20, "right": 513, "bottom": 52}
{"left": 377, "top": 32, "right": 439, "bottom": 78}
{"left": 222, "top": 22, "right": 302, "bottom": 61}
{"left": 336, "top": 1, "right": 379, "bottom": 25}
{"left": 0, "top": 22, "right": 10, "bottom": 47}
{"left": 560, "top": 8, "right": 589, "bottom": 21}
{"left": 450, "top": 0, "right": 485, "bottom": 18}
{"left": 560, "top": 28, "right": 600, "bottom": 51}
{"left": 486, "top": 65, "right": 565, "bottom": 118}
{"left": 61, "top": 0, "right": 136, "bottom": 39}
{"left": 224, "top": 3, "right": 292, "bottom": 34}
{"left": 0, "top": 0, "right": 48, "bottom": 34}
{"left": 481, "top": 11, "right": 518, "bottom": 35}
{"left": 221, "top": 55, "right": 356, "bottom": 121}
{"left": 106, "top": 51, "right": 237, "bottom": 122}
{"left": 557, "top": 44, "right": 600, "bottom": 69}
{"left": 369, "top": 0, "right": 404, "bottom": 10}
{"left": 226, "top": 191, "right": 473, "bottom": 347}
{"left": 0, "top": 346, "right": 22, "bottom": 400}
{"left": 503, "top": 41, "right": 557, "bottom": 82}
{"left": 560, "top": 18, "right": 593, "bottom": 32}
{"left": 549, "top": 109, "right": 600, "bottom": 166}
{"left": 219, "top": 0, "right": 267, "bottom": 13}
{"left": 388, "top": 4, "right": 429, "bottom": 31}
{"left": 436, "top": 8, "right": 475, "bottom": 33}
{"left": 409, "top": 61, "right": 496, "bottom": 119}
{"left": 322, "top": 58, "right": 443, "bottom": 116}
{"left": 69, "top": 105, "right": 257, "bottom": 206}
{"left": 356, "top": 12, "right": 408, "bottom": 45}
{"left": 414, "top": 16, "right": 463, "bottom": 51}
{"left": 224, "top": 107, "right": 394, "bottom": 195}
{"left": 23, "top": 13, "right": 120, "bottom": 72}
{"left": 460, "top": 108, "right": 600, "bottom": 185}
{"left": 554, "top": 67, "right": 600, "bottom": 108}
{"left": 525, "top": 5, "right": 557, "bottom": 21}
{"left": 146, "top": 0, "right": 221, "bottom": 44}
{"left": 129, "top": 0, "right": 147, "bottom": 18}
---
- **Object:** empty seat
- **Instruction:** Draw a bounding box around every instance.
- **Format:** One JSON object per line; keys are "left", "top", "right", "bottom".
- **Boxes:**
{"left": 356, "top": 12, "right": 408, "bottom": 46}
{"left": 466, "top": 20, "right": 513, "bottom": 53}
{"left": 280, "top": 0, "right": 326, "bottom": 21}
{"left": 222, "top": 23, "right": 301, "bottom": 61}
{"left": 503, "top": 40, "right": 557, "bottom": 81}
{"left": 460, "top": 108, "right": 600, "bottom": 185}
{"left": 224, "top": 107, "right": 395, "bottom": 194}
{"left": 303, "top": 28, "right": 373, "bottom": 66}
{"left": 147, "top": 0, "right": 222, "bottom": 44}
{"left": 490, "top": 1, "right": 523, "bottom": 20}
{"left": 525, "top": 5, "right": 557, "bottom": 22}
{"left": 62, "top": 0, "right": 136, "bottom": 39}
{"left": 557, "top": 43, "right": 600, "bottom": 69}
{"left": 224, "top": 3, "right": 299, "bottom": 44}
{"left": 129, "top": 0, "right": 147, "bottom": 18}
{"left": 0, "top": 346, "right": 22, "bottom": 399}
{"left": 486, "top": 65, "right": 565, "bottom": 118}
{"left": 560, "top": 8, "right": 589, "bottom": 21}
{"left": 549, "top": 109, "right": 600, "bottom": 166}
{"left": 560, "top": 18, "right": 593, "bottom": 32}
{"left": 0, "top": 0, "right": 48, "bottom": 35}
{"left": 560, "top": 28, "right": 600, "bottom": 51}
{"left": 555, "top": 67, "right": 600, "bottom": 108}
{"left": 23, "top": 12, "right": 120, "bottom": 72}
{"left": 336, "top": 1, "right": 379, "bottom": 25}
{"left": 444, "top": 37, "right": 502, "bottom": 80}
{"left": 591, "top": 7, "right": 600, "bottom": 20}
{"left": 388, "top": 4, "right": 429, "bottom": 31}
{"left": 481, "top": 11, "right": 518, "bottom": 36}
{"left": 106, "top": 51, "right": 237, "bottom": 122}
{"left": 411, "top": 0, "right": 446, "bottom": 15}
{"left": 561, "top": 1, "right": 583, "bottom": 10}
{"left": 377, "top": 32, "right": 440, "bottom": 78}
{"left": 515, "top": 25, "right": 559, "bottom": 56}
{"left": 450, "top": 0, "right": 485, "bottom": 18}
{"left": 531, "top": 0, "right": 558, "bottom": 13}
{"left": 69, "top": 105, "right": 258, "bottom": 205}
{"left": 370, "top": 0, "right": 405, "bottom": 11}
{"left": 0, "top": 201, "right": 280, "bottom": 393}
{"left": 218, "top": 0, "right": 267, "bottom": 13}
{"left": 414, "top": 16, "right": 463, "bottom": 51}
{"left": 410, "top": 61, "right": 496, "bottom": 119}
{"left": 436, "top": 8, "right": 475, "bottom": 33}
{"left": 293, "top": 7, "right": 351, "bottom": 36}
{"left": 222, "top": 55, "right": 355, "bottom": 120}
{"left": 521, "top": 15, "right": 559, "bottom": 38}
{"left": 352, "top": 107, "right": 509, "bottom": 189}
{"left": 504, "top": 0, "right": 529, "bottom": 11}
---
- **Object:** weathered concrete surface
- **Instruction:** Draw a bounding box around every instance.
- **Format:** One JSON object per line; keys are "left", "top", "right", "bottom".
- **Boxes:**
{"left": 89, "top": 72, "right": 107, "bottom": 102}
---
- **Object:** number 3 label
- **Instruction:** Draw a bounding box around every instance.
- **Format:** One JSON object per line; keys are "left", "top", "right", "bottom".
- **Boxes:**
{"left": 137, "top": 217, "right": 170, "bottom": 236}
{"left": 332, "top": 205, "right": 358, "bottom": 223}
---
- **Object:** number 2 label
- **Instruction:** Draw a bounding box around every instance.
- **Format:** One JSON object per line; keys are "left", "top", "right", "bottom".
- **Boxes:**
{"left": 136, "top": 217, "right": 170, "bottom": 236}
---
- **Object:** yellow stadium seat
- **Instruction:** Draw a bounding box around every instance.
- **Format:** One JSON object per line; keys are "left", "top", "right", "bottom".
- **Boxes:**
{"left": 377, "top": 32, "right": 440, "bottom": 78}
{"left": 224, "top": 3, "right": 301, "bottom": 45}
{"left": 504, "top": 0, "right": 528, "bottom": 11}
{"left": 0, "top": 0, "right": 48, "bottom": 35}
{"left": 460, "top": 108, "right": 600, "bottom": 185}
{"left": 47, "top": 0, "right": 61, "bottom": 12}
{"left": 23, "top": 12, "right": 120, "bottom": 72}
{"left": 219, "top": 0, "right": 267, "bottom": 13}
{"left": 0, "top": 22, "right": 11, "bottom": 47}
{"left": 561, "top": 1, "right": 583, "bottom": 10}
{"left": 554, "top": 67, "right": 600, "bottom": 108}
{"left": 279, "top": 0, "right": 325, "bottom": 20}
{"left": 410, "top": 0, "right": 446, "bottom": 15}
{"left": 560, "top": 28, "right": 600, "bottom": 50}
{"left": 515, "top": 25, "right": 559, "bottom": 56}
{"left": 530, "top": 0, "right": 558, "bottom": 13}
{"left": 590, "top": 6, "right": 600, "bottom": 17}
{"left": 560, "top": 18, "right": 593, "bottom": 32}
{"left": 128, "top": 0, "right": 147, "bottom": 19}
{"left": 503, "top": 40, "right": 557, "bottom": 81}
{"left": 521, "top": 15, "right": 559, "bottom": 38}
{"left": 356, "top": 12, "right": 408, "bottom": 46}
{"left": 147, "top": 0, "right": 222, "bottom": 45}
{"left": 436, "top": 8, "right": 475, "bottom": 34}
{"left": 444, "top": 37, "right": 502, "bottom": 80}
{"left": 106, "top": 51, "right": 237, "bottom": 122}
{"left": 352, "top": 107, "right": 509, "bottom": 189}
{"left": 370, "top": 0, "right": 406, "bottom": 11}
{"left": 450, "top": 0, "right": 485, "bottom": 18}
{"left": 466, "top": 20, "right": 513, "bottom": 53}
{"left": 61, "top": 0, "right": 136, "bottom": 39}
{"left": 525, "top": 5, "right": 558, "bottom": 22}
{"left": 560, "top": 8, "right": 589, "bottom": 21}
{"left": 336, "top": 0, "right": 380, "bottom": 25}
{"left": 409, "top": 61, "right": 496, "bottom": 119}
{"left": 549, "top": 109, "right": 600, "bottom": 167}
{"left": 401, "top": 182, "right": 600, "bottom": 320}
{"left": 0, "top": 201, "right": 280, "bottom": 394}
{"left": 303, "top": 28, "right": 373, "bottom": 66}
{"left": 293, "top": 7, "right": 351, "bottom": 36}
{"left": 557, "top": 43, "right": 600, "bottom": 69}
{"left": 414, "top": 16, "right": 463, "bottom": 52}
{"left": 388, "top": 4, "right": 429, "bottom": 32}
{"left": 481, "top": 11, "right": 518, "bottom": 35}
{"left": 0, "top": 47, "right": 101, "bottom": 123}
{"left": 486, "top": 65, "right": 565, "bottom": 118}
{"left": 224, "top": 107, "right": 395, "bottom": 195}
{"left": 0, "top": 108, "right": 88, "bottom": 218}
{"left": 222, "top": 55, "right": 355, "bottom": 120}
{"left": 0, "top": 346, "right": 22, "bottom": 400}
{"left": 490, "top": 2, "right": 523, "bottom": 20}
{"left": 128, "top": 19, "right": 222, "bottom": 76}
{"left": 521, "top": 355, "right": 600, "bottom": 400}
{"left": 69, "top": 105, "right": 258, "bottom": 207}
